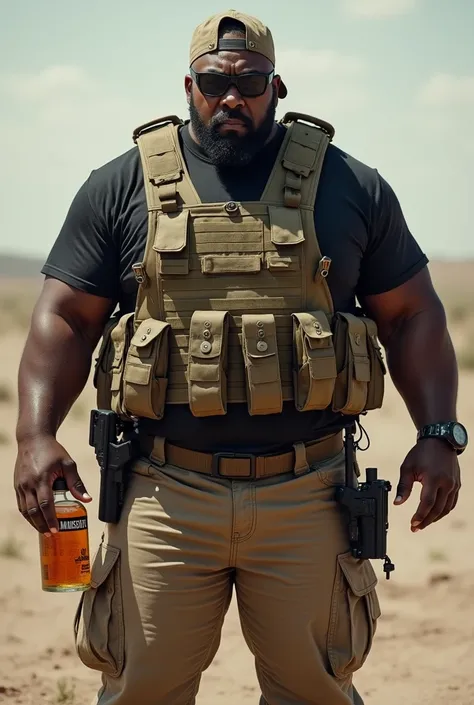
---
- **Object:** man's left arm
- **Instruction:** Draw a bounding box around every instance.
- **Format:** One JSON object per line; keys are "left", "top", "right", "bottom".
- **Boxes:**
{"left": 361, "top": 266, "right": 461, "bottom": 532}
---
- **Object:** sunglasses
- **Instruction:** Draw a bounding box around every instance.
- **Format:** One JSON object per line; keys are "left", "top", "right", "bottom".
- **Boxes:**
{"left": 190, "top": 68, "right": 275, "bottom": 98}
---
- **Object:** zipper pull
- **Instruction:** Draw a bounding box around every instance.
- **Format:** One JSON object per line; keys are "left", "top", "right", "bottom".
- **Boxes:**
{"left": 132, "top": 262, "right": 148, "bottom": 285}
{"left": 316, "top": 256, "right": 332, "bottom": 280}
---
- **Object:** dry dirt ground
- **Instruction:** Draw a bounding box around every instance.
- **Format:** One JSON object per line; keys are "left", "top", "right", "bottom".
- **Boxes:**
{"left": 0, "top": 262, "right": 473, "bottom": 705}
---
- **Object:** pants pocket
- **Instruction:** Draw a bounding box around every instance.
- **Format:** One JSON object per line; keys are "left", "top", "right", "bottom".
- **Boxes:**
{"left": 123, "top": 318, "right": 171, "bottom": 420}
{"left": 73, "top": 543, "right": 125, "bottom": 678}
{"left": 327, "top": 552, "right": 381, "bottom": 680}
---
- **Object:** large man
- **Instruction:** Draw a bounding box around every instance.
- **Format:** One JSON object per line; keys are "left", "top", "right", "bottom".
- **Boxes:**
{"left": 13, "top": 9, "right": 466, "bottom": 705}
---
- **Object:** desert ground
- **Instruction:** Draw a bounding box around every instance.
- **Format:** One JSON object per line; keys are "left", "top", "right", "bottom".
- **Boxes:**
{"left": 0, "top": 260, "right": 473, "bottom": 705}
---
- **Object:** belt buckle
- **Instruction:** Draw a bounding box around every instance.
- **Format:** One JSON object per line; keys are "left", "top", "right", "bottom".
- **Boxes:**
{"left": 211, "top": 452, "right": 257, "bottom": 480}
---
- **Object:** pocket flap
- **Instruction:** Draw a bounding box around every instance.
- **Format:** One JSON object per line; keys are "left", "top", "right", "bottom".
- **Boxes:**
{"left": 338, "top": 553, "right": 378, "bottom": 596}
{"left": 124, "top": 362, "right": 151, "bottom": 385}
{"left": 90, "top": 544, "right": 121, "bottom": 589}
{"left": 153, "top": 209, "right": 189, "bottom": 253}
{"left": 265, "top": 253, "right": 300, "bottom": 271}
{"left": 188, "top": 361, "right": 220, "bottom": 383}
{"left": 242, "top": 313, "right": 278, "bottom": 358}
{"left": 269, "top": 205, "right": 304, "bottom": 245}
{"left": 130, "top": 319, "right": 170, "bottom": 348}
{"left": 293, "top": 311, "right": 332, "bottom": 343}
{"left": 188, "top": 311, "right": 229, "bottom": 360}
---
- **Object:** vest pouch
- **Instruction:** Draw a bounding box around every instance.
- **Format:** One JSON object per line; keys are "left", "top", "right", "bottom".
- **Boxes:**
{"left": 362, "top": 318, "right": 386, "bottom": 411}
{"left": 292, "top": 311, "right": 337, "bottom": 411}
{"left": 93, "top": 313, "right": 134, "bottom": 415}
{"left": 241, "top": 314, "right": 283, "bottom": 416}
{"left": 122, "top": 318, "right": 171, "bottom": 420}
{"left": 93, "top": 314, "right": 120, "bottom": 409}
{"left": 332, "top": 313, "right": 370, "bottom": 415}
{"left": 187, "top": 310, "right": 230, "bottom": 417}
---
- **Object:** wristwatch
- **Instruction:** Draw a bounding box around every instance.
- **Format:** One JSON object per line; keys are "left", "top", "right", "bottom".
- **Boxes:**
{"left": 417, "top": 421, "right": 468, "bottom": 455}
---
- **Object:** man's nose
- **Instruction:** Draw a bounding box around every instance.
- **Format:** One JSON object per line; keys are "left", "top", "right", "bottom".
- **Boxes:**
{"left": 220, "top": 86, "right": 245, "bottom": 111}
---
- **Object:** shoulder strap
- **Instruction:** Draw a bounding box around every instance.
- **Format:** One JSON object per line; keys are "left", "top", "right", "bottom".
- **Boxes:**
{"left": 262, "top": 112, "right": 334, "bottom": 208}
{"left": 262, "top": 112, "right": 336, "bottom": 316}
{"left": 132, "top": 116, "right": 197, "bottom": 324}
{"left": 133, "top": 116, "right": 197, "bottom": 213}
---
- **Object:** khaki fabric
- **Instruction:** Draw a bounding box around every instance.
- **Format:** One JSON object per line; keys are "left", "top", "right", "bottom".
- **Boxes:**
{"left": 74, "top": 451, "right": 381, "bottom": 705}
{"left": 92, "top": 112, "right": 387, "bottom": 423}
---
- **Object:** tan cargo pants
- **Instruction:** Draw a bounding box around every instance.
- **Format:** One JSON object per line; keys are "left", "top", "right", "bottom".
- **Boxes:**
{"left": 73, "top": 447, "right": 381, "bottom": 705}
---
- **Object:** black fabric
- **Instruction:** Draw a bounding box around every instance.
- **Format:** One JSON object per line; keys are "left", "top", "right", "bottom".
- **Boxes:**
{"left": 42, "top": 122, "right": 428, "bottom": 453}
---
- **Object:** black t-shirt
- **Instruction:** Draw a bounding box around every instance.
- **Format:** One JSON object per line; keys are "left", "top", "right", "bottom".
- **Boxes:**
{"left": 43, "top": 122, "right": 428, "bottom": 453}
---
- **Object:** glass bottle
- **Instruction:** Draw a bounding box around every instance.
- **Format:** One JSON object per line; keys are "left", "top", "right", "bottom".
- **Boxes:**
{"left": 39, "top": 477, "right": 91, "bottom": 592}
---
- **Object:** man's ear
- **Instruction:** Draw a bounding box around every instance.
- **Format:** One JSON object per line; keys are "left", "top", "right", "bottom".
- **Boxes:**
{"left": 184, "top": 75, "right": 193, "bottom": 104}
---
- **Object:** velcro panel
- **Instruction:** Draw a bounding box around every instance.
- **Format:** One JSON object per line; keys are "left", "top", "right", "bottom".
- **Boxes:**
{"left": 201, "top": 255, "right": 262, "bottom": 274}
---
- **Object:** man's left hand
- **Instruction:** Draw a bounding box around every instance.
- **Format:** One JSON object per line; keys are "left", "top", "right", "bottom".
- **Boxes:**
{"left": 394, "top": 439, "right": 461, "bottom": 531}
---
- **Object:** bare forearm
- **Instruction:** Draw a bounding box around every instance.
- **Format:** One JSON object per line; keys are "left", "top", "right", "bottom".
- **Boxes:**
{"left": 384, "top": 304, "right": 458, "bottom": 428}
{"left": 16, "top": 309, "right": 94, "bottom": 442}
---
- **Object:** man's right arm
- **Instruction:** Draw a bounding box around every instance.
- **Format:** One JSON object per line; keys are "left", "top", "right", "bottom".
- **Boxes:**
{"left": 14, "top": 277, "right": 113, "bottom": 536}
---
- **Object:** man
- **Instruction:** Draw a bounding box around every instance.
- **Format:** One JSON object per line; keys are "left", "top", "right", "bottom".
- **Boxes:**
{"left": 14, "top": 9, "right": 466, "bottom": 705}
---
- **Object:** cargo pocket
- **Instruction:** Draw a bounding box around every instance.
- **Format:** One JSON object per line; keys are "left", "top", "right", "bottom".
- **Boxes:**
{"left": 241, "top": 313, "right": 283, "bottom": 415}
{"left": 73, "top": 543, "right": 125, "bottom": 678}
{"left": 94, "top": 313, "right": 134, "bottom": 415}
{"left": 123, "top": 318, "right": 171, "bottom": 420}
{"left": 332, "top": 313, "right": 370, "bottom": 415}
{"left": 362, "top": 318, "right": 386, "bottom": 411}
{"left": 187, "top": 310, "right": 230, "bottom": 417}
{"left": 292, "top": 311, "right": 337, "bottom": 411}
{"left": 327, "top": 552, "right": 381, "bottom": 680}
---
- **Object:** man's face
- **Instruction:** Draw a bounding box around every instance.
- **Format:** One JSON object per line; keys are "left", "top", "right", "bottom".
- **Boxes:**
{"left": 185, "top": 43, "right": 282, "bottom": 167}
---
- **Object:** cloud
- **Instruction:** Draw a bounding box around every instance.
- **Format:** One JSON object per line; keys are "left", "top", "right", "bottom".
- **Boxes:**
{"left": 1, "top": 65, "right": 90, "bottom": 102}
{"left": 277, "top": 49, "right": 368, "bottom": 123}
{"left": 343, "top": 0, "right": 419, "bottom": 17}
{"left": 418, "top": 73, "right": 474, "bottom": 107}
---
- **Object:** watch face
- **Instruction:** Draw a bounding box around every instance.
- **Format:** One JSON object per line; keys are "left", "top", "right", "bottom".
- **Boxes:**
{"left": 452, "top": 423, "right": 468, "bottom": 446}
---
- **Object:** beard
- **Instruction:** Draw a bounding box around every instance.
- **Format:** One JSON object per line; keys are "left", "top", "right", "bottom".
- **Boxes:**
{"left": 188, "top": 90, "right": 277, "bottom": 167}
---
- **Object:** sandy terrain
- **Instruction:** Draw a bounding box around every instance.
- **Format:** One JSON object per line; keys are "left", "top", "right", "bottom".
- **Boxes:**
{"left": 0, "top": 263, "right": 473, "bottom": 705}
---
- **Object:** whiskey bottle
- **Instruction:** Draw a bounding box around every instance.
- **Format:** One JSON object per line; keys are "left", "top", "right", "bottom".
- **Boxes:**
{"left": 39, "top": 477, "right": 91, "bottom": 592}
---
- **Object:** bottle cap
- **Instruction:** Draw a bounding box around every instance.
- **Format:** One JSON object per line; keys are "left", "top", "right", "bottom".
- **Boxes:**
{"left": 52, "top": 477, "right": 68, "bottom": 491}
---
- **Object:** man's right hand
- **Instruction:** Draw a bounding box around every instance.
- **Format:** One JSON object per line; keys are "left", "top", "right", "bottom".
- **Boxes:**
{"left": 14, "top": 436, "right": 92, "bottom": 536}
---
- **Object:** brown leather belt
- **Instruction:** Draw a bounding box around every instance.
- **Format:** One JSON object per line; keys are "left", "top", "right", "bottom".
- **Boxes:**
{"left": 139, "top": 432, "right": 343, "bottom": 480}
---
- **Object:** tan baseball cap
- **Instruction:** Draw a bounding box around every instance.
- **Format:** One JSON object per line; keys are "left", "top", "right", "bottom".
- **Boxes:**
{"left": 189, "top": 9, "right": 288, "bottom": 98}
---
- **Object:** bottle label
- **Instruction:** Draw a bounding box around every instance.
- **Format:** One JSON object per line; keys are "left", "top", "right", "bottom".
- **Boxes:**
{"left": 58, "top": 517, "right": 88, "bottom": 532}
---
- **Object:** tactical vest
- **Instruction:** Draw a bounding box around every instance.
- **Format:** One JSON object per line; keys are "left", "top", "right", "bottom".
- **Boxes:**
{"left": 93, "top": 112, "right": 386, "bottom": 425}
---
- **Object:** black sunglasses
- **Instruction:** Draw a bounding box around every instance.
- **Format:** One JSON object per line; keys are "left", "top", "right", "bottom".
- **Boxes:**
{"left": 189, "top": 68, "right": 275, "bottom": 98}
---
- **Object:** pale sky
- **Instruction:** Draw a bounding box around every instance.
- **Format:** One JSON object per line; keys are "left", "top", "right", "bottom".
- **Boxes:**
{"left": 0, "top": 0, "right": 472, "bottom": 260}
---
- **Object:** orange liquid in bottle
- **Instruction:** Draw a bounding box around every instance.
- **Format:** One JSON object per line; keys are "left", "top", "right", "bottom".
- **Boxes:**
{"left": 39, "top": 478, "right": 91, "bottom": 592}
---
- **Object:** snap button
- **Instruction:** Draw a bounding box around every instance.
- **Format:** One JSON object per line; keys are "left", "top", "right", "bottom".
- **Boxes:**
{"left": 200, "top": 341, "right": 212, "bottom": 354}
{"left": 146, "top": 327, "right": 152, "bottom": 334}
{"left": 256, "top": 320, "right": 264, "bottom": 328}
{"left": 256, "top": 340, "right": 268, "bottom": 352}
{"left": 204, "top": 321, "right": 212, "bottom": 329}
{"left": 257, "top": 329, "right": 265, "bottom": 338}
{"left": 141, "top": 335, "right": 147, "bottom": 341}
{"left": 202, "top": 329, "right": 211, "bottom": 340}
{"left": 225, "top": 201, "right": 239, "bottom": 214}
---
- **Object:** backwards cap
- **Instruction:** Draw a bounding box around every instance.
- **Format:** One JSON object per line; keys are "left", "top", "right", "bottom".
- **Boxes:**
{"left": 189, "top": 9, "right": 287, "bottom": 98}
